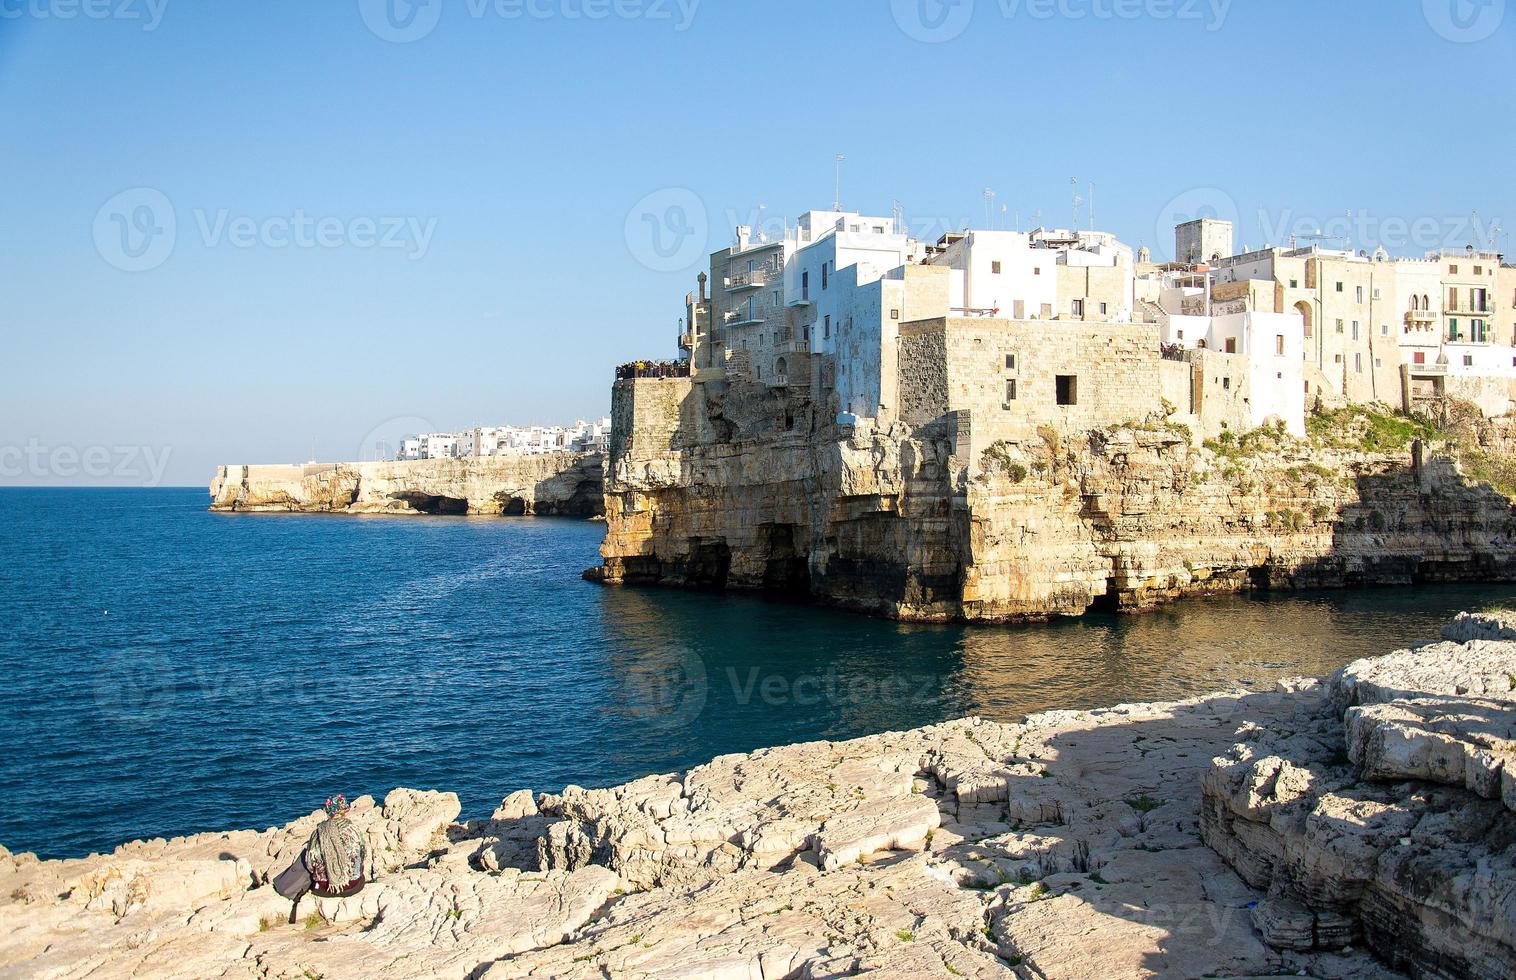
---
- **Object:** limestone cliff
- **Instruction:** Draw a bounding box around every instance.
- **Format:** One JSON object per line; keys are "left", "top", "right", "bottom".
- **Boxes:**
{"left": 209, "top": 454, "right": 604, "bottom": 517}
{"left": 590, "top": 377, "right": 1516, "bottom": 622}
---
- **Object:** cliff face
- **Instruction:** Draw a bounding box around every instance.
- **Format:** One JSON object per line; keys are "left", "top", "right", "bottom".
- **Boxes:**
{"left": 210, "top": 454, "right": 604, "bottom": 517}
{"left": 591, "top": 378, "right": 1516, "bottom": 622}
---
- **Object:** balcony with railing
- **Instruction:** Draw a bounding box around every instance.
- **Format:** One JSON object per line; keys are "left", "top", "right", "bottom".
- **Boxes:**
{"left": 1404, "top": 308, "right": 1437, "bottom": 324}
{"left": 725, "top": 271, "right": 766, "bottom": 292}
{"left": 1446, "top": 301, "right": 1494, "bottom": 315}
{"left": 723, "top": 308, "right": 766, "bottom": 328}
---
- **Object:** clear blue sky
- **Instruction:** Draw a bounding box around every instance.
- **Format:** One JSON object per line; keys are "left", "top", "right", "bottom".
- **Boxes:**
{"left": 2, "top": 0, "right": 1511, "bottom": 485}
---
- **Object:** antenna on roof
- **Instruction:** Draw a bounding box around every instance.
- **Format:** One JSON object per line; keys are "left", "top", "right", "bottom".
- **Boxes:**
{"left": 891, "top": 200, "right": 905, "bottom": 236}
{"left": 1070, "top": 177, "right": 1079, "bottom": 229}
{"left": 983, "top": 188, "right": 995, "bottom": 229}
{"left": 1088, "top": 181, "right": 1095, "bottom": 231}
{"left": 833, "top": 154, "right": 845, "bottom": 211}
{"left": 1000, "top": 203, "right": 1008, "bottom": 231}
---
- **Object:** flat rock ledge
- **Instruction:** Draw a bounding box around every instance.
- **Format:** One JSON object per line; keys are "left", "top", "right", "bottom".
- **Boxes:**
{"left": 4, "top": 619, "right": 1514, "bottom": 979}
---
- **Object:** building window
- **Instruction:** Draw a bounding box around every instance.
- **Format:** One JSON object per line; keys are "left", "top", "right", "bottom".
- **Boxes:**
{"left": 1335, "top": 319, "right": 1344, "bottom": 334}
{"left": 824, "top": 314, "right": 831, "bottom": 339}
{"left": 1071, "top": 299, "right": 1084, "bottom": 317}
{"left": 772, "top": 290, "right": 781, "bottom": 308}
{"left": 801, "top": 271, "right": 809, "bottom": 301}
{"left": 1005, "top": 354, "right": 1017, "bottom": 370}
{"left": 1276, "top": 335, "right": 1285, "bottom": 356}
{"left": 1414, "top": 351, "right": 1426, "bottom": 365}
{"left": 1475, "top": 265, "right": 1483, "bottom": 275}
{"left": 890, "top": 308, "right": 900, "bottom": 320}
{"left": 1225, "top": 338, "right": 1238, "bottom": 354}
{"left": 1289, "top": 278, "right": 1299, "bottom": 288}
{"left": 1100, "top": 302, "right": 1108, "bottom": 315}
{"left": 1355, "top": 353, "right": 1363, "bottom": 373}
{"left": 1336, "top": 282, "right": 1344, "bottom": 293}
{"left": 1055, "top": 375, "right": 1078, "bottom": 406}
{"left": 1005, "top": 379, "right": 1017, "bottom": 402}
{"left": 821, "top": 263, "right": 828, "bottom": 290}
{"left": 1464, "top": 354, "right": 1474, "bottom": 367}
{"left": 1356, "top": 286, "right": 1363, "bottom": 303}
{"left": 1450, "top": 265, "right": 1458, "bottom": 274}
{"left": 1034, "top": 267, "right": 1041, "bottom": 276}
{"left": 991, "top": 261, "right": 1002, "bottom": 274}
{"left": 1381, "top": 324, "right": 1389, "bottom": 336}
{"left": 1222, "top": 377, "right": 1231, "bottom": 390}
{"left": 1352, "top": 321, "right": 1360, "bottom": 340}
{"left": 1373, "top": 288, "right": 1381, "bottom": 300}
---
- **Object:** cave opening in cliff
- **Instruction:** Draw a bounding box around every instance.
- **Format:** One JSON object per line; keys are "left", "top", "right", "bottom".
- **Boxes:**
{"left": 758, "top": 523, "right": 810, "bottom": 595}
{"left": 393, "top": 493, "right": 469, "bottom": 515}
{"left": 684, "top": 538, "right": 731, "bottom": 590}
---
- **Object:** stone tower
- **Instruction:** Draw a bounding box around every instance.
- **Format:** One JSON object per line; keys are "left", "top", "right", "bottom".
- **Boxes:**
{"left": 1175, "top": 218, "right": 1234, "bottom": 265}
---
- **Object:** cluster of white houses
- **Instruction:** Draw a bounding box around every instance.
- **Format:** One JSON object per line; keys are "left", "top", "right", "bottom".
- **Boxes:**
{"left": 398, "top": 419, "right": 611, "bottom": 460}
{"left": 669, "top": 207, "right": 1516, "bottom": 446}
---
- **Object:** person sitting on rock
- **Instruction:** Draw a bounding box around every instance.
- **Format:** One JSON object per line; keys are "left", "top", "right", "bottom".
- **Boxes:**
{"left": 303, "top": 795, "right": 368, "bottom": 899}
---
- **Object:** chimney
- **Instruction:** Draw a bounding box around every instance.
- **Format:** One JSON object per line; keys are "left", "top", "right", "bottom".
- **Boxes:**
{"left": 697, "top": 271, "right": 708, "bottom": 303}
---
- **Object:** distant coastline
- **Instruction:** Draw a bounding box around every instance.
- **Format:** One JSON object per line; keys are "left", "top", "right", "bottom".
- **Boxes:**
{"left": 209, "top": 453, "right": 604, "bottom": 517}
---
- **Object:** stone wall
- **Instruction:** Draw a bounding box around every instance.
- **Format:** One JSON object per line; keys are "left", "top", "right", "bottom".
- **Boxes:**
{"left": 209, "top": 453, "right": 604, "bottom": 517}
{"left": 898, "top": 316, "right": 1166, "bottom": 458}
{"left": 592, "top": 368, "right": 1516, "bottom": 622}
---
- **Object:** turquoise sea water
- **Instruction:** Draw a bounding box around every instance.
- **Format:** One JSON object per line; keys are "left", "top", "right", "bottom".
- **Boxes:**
{"left": 2, "top": 487, "right": 1513, "bottom": 860}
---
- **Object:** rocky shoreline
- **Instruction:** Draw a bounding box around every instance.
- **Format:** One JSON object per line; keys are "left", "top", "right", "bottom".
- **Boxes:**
{"left": 3, "top": 613, "right": 1512, "bottom": 979}
{"left": 209, "top": 453, "right": 605, "bottom": 517}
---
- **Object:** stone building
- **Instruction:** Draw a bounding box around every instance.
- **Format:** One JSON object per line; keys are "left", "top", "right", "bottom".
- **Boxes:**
{"left": 1176, "top": 217, "right": 1233, "bottom": 265}
{"left": 896, "top": 316, "right": 1170, "bottom": 460}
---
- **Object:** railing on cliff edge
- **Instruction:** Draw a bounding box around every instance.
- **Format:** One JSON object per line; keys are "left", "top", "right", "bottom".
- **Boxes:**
{"left": 616, "top": 360, "right": 691, "bottom": 380}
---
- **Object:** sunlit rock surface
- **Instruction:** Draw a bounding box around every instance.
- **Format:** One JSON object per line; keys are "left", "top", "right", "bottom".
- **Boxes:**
{"left": 3, "top": 621, "right": 1512, "bottom": 979}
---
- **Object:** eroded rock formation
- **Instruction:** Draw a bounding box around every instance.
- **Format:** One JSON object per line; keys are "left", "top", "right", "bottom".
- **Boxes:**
{"left": 1203, "top": 613, "right": 1516, "bottom": 977}
{"left": 209, "top": 453, "right": 605, "bottom": 517}
{"left": 4, "top": 620, "right": 1511, "bottom": 978}
{"left": 590, "top": 377, "right": 1516, "bottom": 621}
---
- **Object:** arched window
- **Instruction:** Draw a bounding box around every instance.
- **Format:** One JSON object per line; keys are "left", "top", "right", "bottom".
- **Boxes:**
{"left": 1410, "top": 295, "right": 1420, "bottom": 311}
{"left": 775, "top": 357, "right": 788, "bottom": 377}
